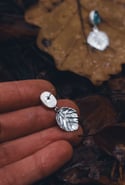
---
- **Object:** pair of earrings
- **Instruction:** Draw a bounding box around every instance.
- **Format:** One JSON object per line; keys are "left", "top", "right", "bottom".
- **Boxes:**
{"left": 39, "top": 11, "right": 108, "bottom": 132}
{"left": 40, "top": 91, "right": 79, "bottom": 132}
{"left": 87, "top": 10, "right": 110, "bottom": 51}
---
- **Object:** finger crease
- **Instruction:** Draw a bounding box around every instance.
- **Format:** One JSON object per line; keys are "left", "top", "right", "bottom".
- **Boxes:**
{"left": 0, "top": 167, "right": 17, "bottom": 185}
{"left": 32, "top": 153, "right": 46, "bottom": 179}
{"left": 0, "top": 119, "right": 4, "bottom": 143}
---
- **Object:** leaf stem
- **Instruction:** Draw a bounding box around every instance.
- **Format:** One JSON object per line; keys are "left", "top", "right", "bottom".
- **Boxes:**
{"left": 76, "top": 0, "right": 87, "bottom": 41}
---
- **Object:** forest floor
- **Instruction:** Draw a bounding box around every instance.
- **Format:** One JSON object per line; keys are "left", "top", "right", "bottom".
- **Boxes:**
{"left": 1, "top": 1, "right": 125, "bottom": 185}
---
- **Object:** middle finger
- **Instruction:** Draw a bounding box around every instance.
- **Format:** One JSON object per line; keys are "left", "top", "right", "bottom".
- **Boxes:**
{"left": 0, "top": 99, "right": 80, "bottom": 142}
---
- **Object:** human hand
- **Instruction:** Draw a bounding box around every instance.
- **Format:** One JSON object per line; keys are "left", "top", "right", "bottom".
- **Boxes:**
{"left": 0, "top": 80, "right": 83, "bottom": 185}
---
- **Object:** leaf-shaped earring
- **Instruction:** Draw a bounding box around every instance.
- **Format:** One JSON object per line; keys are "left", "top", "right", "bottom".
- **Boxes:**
{"left": 87, "top": 10, "right": 110, "bottom": 51}
{"left": 40, "top": 91, "right": 79, "bottom": 132}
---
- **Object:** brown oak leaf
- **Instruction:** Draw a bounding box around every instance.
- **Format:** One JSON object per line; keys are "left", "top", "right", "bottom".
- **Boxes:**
{"left": 76, "top": 95, "right": 117, "bottom": 135}
{"left": 94, "top": 124, "right": 125, "bottom": 164}
{"left": 108, "top": 77, "right": 125, "bottom": 122}
{"left": 25, "top": 0, "right": 125, "bottom": 85}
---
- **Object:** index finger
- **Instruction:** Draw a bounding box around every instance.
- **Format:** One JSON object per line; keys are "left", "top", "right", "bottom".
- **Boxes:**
{"left": 0, "top": 80, "right": 56, "bottom": 113}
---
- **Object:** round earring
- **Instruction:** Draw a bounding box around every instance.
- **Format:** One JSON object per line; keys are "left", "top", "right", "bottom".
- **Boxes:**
{"left": 40, "top": 91, "right": 79, "bottom": 132}
{"left": 87, "top": 10, "right": 110, "bottom": 51}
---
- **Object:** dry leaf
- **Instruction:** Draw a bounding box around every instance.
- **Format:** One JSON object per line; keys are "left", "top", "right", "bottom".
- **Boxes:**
{"left": 0, "top": 14, "right": 39, "bottom": 40}
{"left": 94, "top": 124, "right": 125, "bottom": 163}
{"left": 25, "top": 0, "right": 125, "bottom": 84}
{"left": 57, "top": 144, "right": 115, "bottom": 185}
{"left": 108, "top": 77, "right": 125, "bottom": 122}
{"left": 108, "top": 78, "right": 125, "bottom": 93}
{"left": 76, "top": 95, "right": 117, "bottom": 135}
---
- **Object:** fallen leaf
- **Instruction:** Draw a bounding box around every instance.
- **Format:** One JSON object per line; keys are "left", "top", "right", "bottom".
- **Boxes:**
{"left": 0, "top": 14, "right": 39, "bottom": 40}
{"left": 57, "top": 144, "right": 115, "bottom": 185}
{"left": 25, "top": 0, "right": 125, "bottom": 84}
{"left": 108, "top": 77, "right": 125, "bottom": 122}
{"left": 94, "top": 124, "right": 125, "bottom": 163}
{"left": 76, "top": 95, "right": 117, "bottom": 135}
{"left": 108, "top": 78, "right": 125, "bottom": 93}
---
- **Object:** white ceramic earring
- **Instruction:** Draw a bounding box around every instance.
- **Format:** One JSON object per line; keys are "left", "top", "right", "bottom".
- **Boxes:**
{"left": 40, "top": 91, "right": 79, "bottom": 132}
{"left": 87, "top": 10, "right": 110, "bottom": 51}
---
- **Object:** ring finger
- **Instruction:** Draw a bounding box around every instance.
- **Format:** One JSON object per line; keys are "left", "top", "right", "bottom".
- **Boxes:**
{"left": 0, "top": 126, "right": 83, "bottom": 168}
